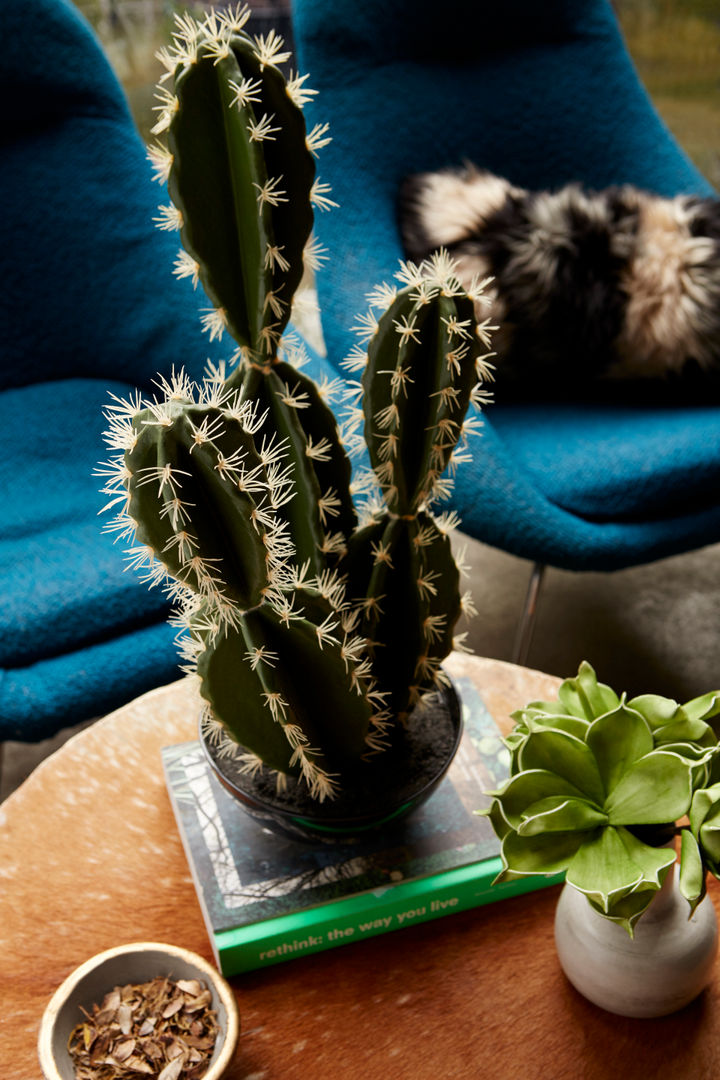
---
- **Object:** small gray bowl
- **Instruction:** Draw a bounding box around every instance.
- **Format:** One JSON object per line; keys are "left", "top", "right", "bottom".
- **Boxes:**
{"left": 38, "top": 941, "right": 240, "bottom": 1080}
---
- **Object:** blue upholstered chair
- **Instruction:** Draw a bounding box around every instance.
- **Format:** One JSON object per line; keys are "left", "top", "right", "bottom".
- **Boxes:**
{"left": 0, "top": 0, "right": 239, "bottom": 740}
{"left": 291, "top": 0, "right": 720, "bottom": 653}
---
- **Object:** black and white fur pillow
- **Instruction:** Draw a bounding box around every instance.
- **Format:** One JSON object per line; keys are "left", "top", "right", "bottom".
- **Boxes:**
{"left": 399, "top": 165, "right": 720, "bottom": 392}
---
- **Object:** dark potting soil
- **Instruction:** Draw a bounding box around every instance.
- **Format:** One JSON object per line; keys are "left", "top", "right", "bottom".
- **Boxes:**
{"left": 206, "top": 683, "right": 461, "bottom": 822}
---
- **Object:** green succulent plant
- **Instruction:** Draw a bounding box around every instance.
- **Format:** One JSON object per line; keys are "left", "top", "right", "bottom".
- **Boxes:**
{"left": 482, "top": 662, "right": 720, "bottom": 933}
{"left": 98, "top": 7, "right": 493, "bottom": 801}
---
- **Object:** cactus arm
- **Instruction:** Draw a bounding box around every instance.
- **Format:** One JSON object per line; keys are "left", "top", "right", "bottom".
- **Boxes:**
{"left": 199, "top": 612, "right": 298, "bottom": 775}
{"left": 413, "top": 514, "right": 463, "bottom": 677}
{"left": 125, "top": 401, "right": 271, "bottom": 609}
{"left": 169, "top": 48, "right": 271, "bottom": 350}
{"left": 267, "top": 361, "right": 356, "bottom": 543}
{"left": 361, "top": 292, "right": 433, "bottom": 513}
{"left": 167, "top": 32, "right": 315, "bottom": 355}
{"left": 346, "top": 512, "right": 461, "bottom": 717}
{"left": 231, "top": 359, "right": 356, "bottom": 571}
{"left": 363, "top": 290, "right": 481, "bottom": 514}
{"left": 345, "top": 517, "right": 421, "bottom": 716}
{"left": 343, "top": 256, "right": 492, "bottom": 715}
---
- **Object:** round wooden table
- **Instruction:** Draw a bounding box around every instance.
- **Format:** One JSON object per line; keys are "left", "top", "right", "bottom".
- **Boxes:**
{"left": 2, "top": 655, "right": 718, "bottom": 1079}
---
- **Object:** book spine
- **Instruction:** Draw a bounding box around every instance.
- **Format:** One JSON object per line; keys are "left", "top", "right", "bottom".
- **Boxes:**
{"left": 214, "top": 859, "right": 563, "bottom": 975}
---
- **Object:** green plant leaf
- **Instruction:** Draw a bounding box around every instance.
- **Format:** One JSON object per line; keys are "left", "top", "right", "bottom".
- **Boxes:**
{"left": 698, "top": 809, "right": 720, "bottom": 864}
{"left": 519, "top": 710, "right": 591, "bottom": 740}
{"left": 627, "top": 693, "right": 680, "bottom": 730}
{"left": 486, "top": 769, "right": 591, "bottom": 827}
{"left": 661, "top": 742, "right": 719, "bottom": 791}
{"left": 689, "top": 782, "right": 720, "bottom": 837}
{"left": 684, "top": 690, "right": 720, "bottom": 725}
{"left": 576, "top": 660, "right": 621, "bottom": 716}
{"left": 566, "top": 826, "right": 657, "bottom": 912}
{"left": 518, "top": 730, "right": 605, "bottom": 805}
{"left": 500, "top": 828, "right": 587, "bottom": 876}
{"left": 476, "top": 797, "right": 512, "bottom": 841}
{"left": 604, "top": 751, "right": 692, "bottom": 825}
{"left": 586, "top": 705, "right": 653, "bottom": 794}
{"left": 513, "top": 700, "right": 570, "bottom": 718}
{"left": 587, "top": 886, "right": 660, "bottom": 937}
{"left": 518, "top": 796, "right": 608, "bottom": 835}
{"left": 558, "top": 661, "right": 619, "bottom": 721}
{"left": 679, "top": 828, "right": 707, "bottom": 915}
{"left": 617, "top": 827, "right": 676, "bottom": 886}
{"left": 653, "top": 716, "right": 717, "bottom": 748}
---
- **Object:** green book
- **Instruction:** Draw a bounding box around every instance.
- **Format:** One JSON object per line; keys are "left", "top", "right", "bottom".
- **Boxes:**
{"left": 162, "top": 677, "right": 562, "bottom": 975}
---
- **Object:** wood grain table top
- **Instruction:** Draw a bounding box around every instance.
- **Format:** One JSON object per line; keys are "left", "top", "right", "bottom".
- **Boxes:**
{"left": 2, "top": 654, "right": 718, "bottom": 1080}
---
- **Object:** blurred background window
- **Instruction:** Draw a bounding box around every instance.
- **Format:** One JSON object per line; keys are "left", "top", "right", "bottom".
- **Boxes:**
{"left": 73, "top": 0, "right": 719, "bottom": 187}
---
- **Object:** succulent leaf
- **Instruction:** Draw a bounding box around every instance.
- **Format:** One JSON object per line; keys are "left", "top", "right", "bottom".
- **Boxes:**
{"left": 586, "top": 886, "right": 659, "bottom": 936}
{"left": 604, "top": 751, "right": 692, "bottom": 825}
{"left": 585, "top": 704, "right": 654, "bottom": 795}
{"left": 679, "top": 827, "right": 707, "bottom": 915}
{"left": 566, "top": 826, "right": 673, "bottom": 916}
{"left": 485, "top": 769, "right": 590, "bottom": 827}
{"left": 557, "top": 661, "right": 620, "bottom": 721}
{"left": 690, "top": 782, "right": 720, "bottom": 868}
{"left": 517, "top": 797, "right": 608, "bottom": 836}
{"left": 517, "top": 730, "right": 605, "bottom": 806}
{"left": 498, "top": 829, "right": 587, "bottom": 879}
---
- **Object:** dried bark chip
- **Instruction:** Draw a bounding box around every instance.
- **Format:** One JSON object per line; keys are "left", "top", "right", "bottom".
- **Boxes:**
{"left": 67, "top": 975, "right": 220, "bottom": 1080}
{"left": 157, "top": 1059, "right": 185, "bottom": 1080}
{"left": 184, "top": 992, "right": 212, "bottom": 1013}
{"left": 161, "top": 997, "right": 185, "bottom": 1020}
{"left": 103, "top": 990, "right": 122, "bottom": 1013}
{"left": 111, "top": 1038, "right": 136, "bottom": 1063}
{"left": 117, "top": 1004, "right": 134, "bottom": 1035}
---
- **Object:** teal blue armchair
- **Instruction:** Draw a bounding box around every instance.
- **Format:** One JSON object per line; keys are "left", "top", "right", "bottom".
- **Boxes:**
{"left": 291, "top": 0, "right": 720, "bottom": 585}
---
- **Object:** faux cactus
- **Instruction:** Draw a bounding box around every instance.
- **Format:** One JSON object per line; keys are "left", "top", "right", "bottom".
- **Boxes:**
{"left": 99, "top": 7, "right": 494, "bottom": 801}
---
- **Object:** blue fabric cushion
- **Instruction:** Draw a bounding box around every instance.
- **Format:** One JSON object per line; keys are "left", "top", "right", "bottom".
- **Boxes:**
{"left": 0, "top": 377, "right": 178, "bottom": 739}
{"left": 292, "top": 0, "right": 720, "bottom": 569}
{"left": 488, "top": 402, "right": 720, "bottom": 521}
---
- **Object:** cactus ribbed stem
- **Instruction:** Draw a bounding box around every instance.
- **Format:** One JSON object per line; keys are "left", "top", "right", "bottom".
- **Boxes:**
{"left": 99, "top": 10, "right": 493, "bottom": 801}
{"left": 344, "top": 254, "right": 492, "bottom": 716}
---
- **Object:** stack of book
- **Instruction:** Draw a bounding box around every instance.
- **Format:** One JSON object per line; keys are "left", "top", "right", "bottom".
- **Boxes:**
{"left": 162, "top": 676, "right": 561, "bottom": 975}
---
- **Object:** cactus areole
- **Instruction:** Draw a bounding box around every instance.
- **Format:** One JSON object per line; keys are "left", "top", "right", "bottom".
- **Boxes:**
{"left": 98, "top": 7, "right": 494, "bottom": 827}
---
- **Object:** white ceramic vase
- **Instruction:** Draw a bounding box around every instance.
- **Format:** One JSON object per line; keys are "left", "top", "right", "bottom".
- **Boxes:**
{"left": 554, "top": 864, "right": 718, "bottom": 1017}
